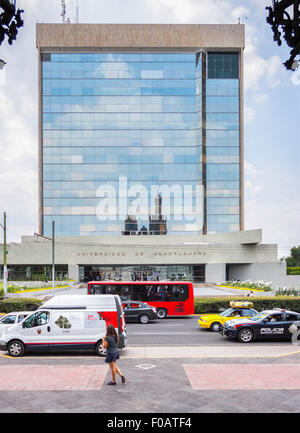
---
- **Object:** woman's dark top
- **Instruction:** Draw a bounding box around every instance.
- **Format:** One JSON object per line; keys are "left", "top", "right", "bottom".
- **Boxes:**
{"left": 106, "top": 335, "right": 119, "bottom": 353}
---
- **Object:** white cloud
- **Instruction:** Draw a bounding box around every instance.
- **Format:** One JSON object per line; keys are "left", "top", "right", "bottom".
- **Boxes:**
{"left": 243, "top": 24, "right": 285, "bottom": 93}
{"left": 146, "top": 0, "right": 234, "bottom": 24}
{"left": 231, "top": 6, "right": 249, "bottom": 23}
{"left": 0, "top": 89, "right": 38, "bottom": 242}
{"left": 244, "top": 160, "right": 262, "bottom": 177}
{"left": 244, "top": 106, "right": 256, "bottom": 123}
{"left": 244, "top": 158, "right": 300, "bottom": 258}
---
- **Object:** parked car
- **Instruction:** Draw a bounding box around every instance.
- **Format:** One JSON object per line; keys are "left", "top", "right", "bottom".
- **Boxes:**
{"left": 198, "top": 301, "right": 257, "bottom": 332}
{"left": 221, "top": 308, "right": 300, "bottom": 343}
{"left": 0, "top": 312, "right": 35, "bottom": 329}
{"left": 122, "top": 300, "right": 158, "bottom": 324}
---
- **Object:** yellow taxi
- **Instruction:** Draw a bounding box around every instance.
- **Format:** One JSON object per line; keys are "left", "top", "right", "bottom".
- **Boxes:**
{"left": 198, "top": 301, "right": 257, "bottom": 332}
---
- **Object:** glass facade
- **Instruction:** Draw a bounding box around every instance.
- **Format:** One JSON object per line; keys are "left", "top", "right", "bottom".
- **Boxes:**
{"left": 206, "top": 53, "right": 240, "bottom": 233}
{"left": 1, "top": 265, "right": 68, "bottom": 281}
{"left": 42, "top": 51, "right": 240, "bottom": 236}
{"left": 79, "top": 264, "right": 205, "bottom": 283}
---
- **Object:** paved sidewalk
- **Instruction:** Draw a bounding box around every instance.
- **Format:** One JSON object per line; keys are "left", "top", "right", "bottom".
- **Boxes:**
{"left": 1, "top": 352, "right": 300, "bottom": 413}
{"left": 1, "top": 345, "right": 300, "bottom": 413}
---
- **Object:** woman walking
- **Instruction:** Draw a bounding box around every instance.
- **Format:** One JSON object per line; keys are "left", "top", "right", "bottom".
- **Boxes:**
{"left": 103, "top": 324, "right": 126, "bottom": 385}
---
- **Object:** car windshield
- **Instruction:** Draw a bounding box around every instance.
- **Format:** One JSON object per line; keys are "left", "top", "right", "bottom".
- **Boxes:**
{"left": 219, "top": 308, "right": 235, "bottom": 317}
{"left": 250, "top": 312, "right": 269, "bottom": 322}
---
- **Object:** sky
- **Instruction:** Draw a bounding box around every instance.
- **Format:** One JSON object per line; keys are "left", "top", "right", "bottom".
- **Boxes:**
{"left": 0, "top": 0, "right": 299, "bottom": 259}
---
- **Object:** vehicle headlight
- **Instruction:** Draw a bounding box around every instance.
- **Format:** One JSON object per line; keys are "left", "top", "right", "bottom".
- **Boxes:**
{"left": 152, "top": 307, "right": 157, "bottom": 313}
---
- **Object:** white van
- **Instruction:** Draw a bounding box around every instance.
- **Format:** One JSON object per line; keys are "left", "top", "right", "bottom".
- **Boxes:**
{"left": 0, "top": 295, "right": 127, "bottom": 357}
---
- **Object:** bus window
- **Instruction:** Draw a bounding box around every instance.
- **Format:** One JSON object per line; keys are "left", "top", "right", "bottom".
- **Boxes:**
{"left": 90, "top": 284, "right": 104, "bottom": 294}
{"left": 130, "top": 285, "right": 145, "bottom": 301}
{"left": 144, "top": 285, "right": 170, "bottom": 302}
{"left": 173, "top": 285, "right": 188, "bottom": 301}
{"left": 106, "top": 285, "right": 117, "bottom": 295}
{"left": 118, "top": 285, "right": 131, "bottom": 300}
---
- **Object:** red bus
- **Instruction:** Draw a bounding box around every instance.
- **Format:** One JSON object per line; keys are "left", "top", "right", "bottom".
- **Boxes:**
{"left": 87, "top": 281, "right": 194, "bottom": 319}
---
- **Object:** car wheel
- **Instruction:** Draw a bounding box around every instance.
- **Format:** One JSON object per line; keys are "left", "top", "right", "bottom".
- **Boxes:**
{"left": 95, "top": 341, "right": 107, "bottom": 357}
{"left": 238, "top": 328, "right": 253, "bottom": 343}
{"left": 157, "top": 308, "right": 167, "bottom": 319}
{"left": 8, "top": 340, "right": 25, "bottom": 357}
{"left": 139, "top": 314, "right": 150, "bottom": 324}
{"left": 210, "top": 322, "right": 221, "bottom": 332}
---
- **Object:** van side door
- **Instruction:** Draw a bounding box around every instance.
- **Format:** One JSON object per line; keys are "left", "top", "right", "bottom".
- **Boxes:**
{"left": 21, "top": 311, "right": 51, "bottom": 352}
{"left": 51, "top": 310, "right": 106, "bottom": 352}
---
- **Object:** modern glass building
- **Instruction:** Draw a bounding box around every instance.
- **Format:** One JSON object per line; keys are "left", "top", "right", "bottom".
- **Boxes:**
{"left": 4, "top": 24, "right": 293, "bottom": 286}
{"left": 38, "top": 24, "right": 244, "bottom": 238}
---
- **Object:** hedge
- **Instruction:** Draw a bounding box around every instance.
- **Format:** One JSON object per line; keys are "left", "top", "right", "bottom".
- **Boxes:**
{"left": 0, "top": 298, "right": 43, "bottom": 314}
{"left": 2, "top": 296, "right": 300, "bottom": 316}
{"left": 287, "top": 267, "right": 300, "bottom": 275}
{"left": 194, "top": 296, "right": 300, "bottom": 314}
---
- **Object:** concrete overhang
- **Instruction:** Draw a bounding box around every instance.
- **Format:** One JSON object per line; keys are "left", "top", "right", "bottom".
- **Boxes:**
{"left": 36, "top": 23, "right": 245, "bottom": 51}
{"left": 18, "top": 229, "right": 262, "bottom": 246}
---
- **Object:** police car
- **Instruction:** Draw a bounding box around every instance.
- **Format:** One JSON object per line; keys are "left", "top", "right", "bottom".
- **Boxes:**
{"left": 221, "top": 308, "right": 300, "bottom": 343}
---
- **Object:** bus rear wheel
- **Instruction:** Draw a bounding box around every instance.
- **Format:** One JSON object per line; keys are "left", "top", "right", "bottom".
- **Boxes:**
{"left": 157, "top": 308, "right": 167, "bottom": 319}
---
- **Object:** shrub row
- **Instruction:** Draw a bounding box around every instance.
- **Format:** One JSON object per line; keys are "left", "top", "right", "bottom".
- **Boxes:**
{"left": 194, "top": 296, "right": 300, "bottom": 314}
{"left": 287, "top": 267, "right": 300, "bottom": 275}
{"left": 2, "top": 296, "right": 300, "bottom": 316}
{"left": 0, "top": 298, "right": 43, "bottom": 314}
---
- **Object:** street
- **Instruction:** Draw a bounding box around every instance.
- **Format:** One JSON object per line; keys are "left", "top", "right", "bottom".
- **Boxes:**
{"left": 125, "top": 316, "right": 293, "bottom": 347}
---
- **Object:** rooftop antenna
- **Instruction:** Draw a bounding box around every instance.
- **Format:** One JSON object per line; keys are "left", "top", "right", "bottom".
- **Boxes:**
{"left": 238, "top": 16, "right": 248, "bottom": 24}
{"left": 75, "top": 0, "right": 79, "bottom": 23}
{"left": 61, "top": 0, "right": 66, "bottom": 23}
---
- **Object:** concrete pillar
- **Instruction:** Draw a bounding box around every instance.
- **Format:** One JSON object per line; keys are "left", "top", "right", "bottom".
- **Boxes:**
{"left": 205, "top": 263, "right": 226, "bottom": 284}
{"left": 68, "top": 264, "right": 79, "bottom": 282}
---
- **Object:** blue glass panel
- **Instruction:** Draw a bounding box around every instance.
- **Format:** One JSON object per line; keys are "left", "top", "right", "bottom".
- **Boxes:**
{"left": 42, "top": 51, "right": 240, "bottom": 236}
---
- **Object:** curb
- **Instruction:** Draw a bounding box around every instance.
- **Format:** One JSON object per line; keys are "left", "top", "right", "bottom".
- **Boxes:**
{"left": 216, "top": 285, "right": 265, "bottom": 292}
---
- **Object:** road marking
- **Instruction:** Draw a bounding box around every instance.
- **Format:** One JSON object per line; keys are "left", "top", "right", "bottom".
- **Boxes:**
{"left": 275, "top": 349, "right": 300, "bottom": 358}
{"left": 135, "top": 364, "right": 157, "bottom": 370}
{"left": 132, "top": 332, "right": 198, "bottom": 335}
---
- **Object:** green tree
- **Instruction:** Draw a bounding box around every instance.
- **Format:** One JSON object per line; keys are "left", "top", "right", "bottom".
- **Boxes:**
{"left": 286, "top": 246, "right": 300, "bottom": 267}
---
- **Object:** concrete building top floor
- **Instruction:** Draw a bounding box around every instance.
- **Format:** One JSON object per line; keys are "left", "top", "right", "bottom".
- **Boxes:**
{"left": 36, "top": 23, "right": 245, "bottom": 51}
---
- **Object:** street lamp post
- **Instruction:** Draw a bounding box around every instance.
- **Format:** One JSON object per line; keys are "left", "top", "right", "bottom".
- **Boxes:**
{"left": 51, "top": 221, "right": 55, "bottom": 296}
{"left": 0, "top": 212, "right": 8, "bottom": 298}
{"left": 34, "top": 220, "right": 55, "bottom": 297}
